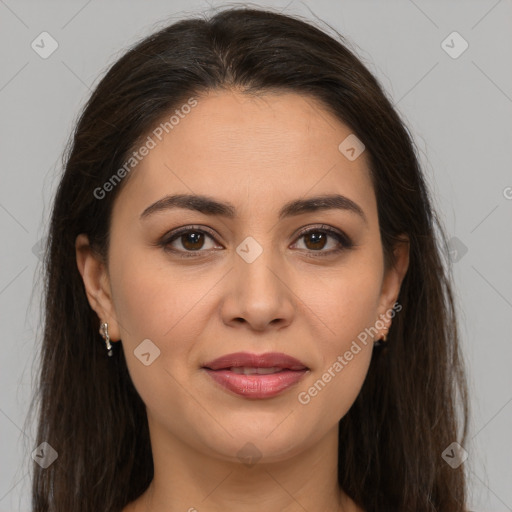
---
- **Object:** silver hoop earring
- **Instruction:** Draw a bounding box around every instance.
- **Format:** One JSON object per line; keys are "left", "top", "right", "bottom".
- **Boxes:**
{"left": 99, "top": 322, "right": 113, "bottom": 357}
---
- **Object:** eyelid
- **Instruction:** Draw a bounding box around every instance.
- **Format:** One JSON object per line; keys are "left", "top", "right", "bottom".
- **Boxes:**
{"left": 160, "top": 224, "right": 219, "bottom": 244}
{"left": 295, "top": 224, "right": 350, "bottom": 243}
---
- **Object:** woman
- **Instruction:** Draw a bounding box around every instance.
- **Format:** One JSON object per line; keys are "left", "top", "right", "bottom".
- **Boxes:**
{"left": 29, "top": 6, "right": 469, "bottom": 511}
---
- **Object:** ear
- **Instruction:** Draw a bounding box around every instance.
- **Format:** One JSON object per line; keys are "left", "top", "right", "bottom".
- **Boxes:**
{"left": 75, "top": 234, "right": 121, "bottom": 341}
{"left": 375, "top": 234, "right": 410, "bottom": 338}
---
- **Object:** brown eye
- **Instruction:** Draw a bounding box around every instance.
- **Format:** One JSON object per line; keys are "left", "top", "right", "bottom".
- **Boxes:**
{"left": 302, "top": 231, "right": 329, "bottom": 251}
{"left": 161, "top": 227, "right": 220, "bottom": 257}
{"left": 159, "top": 224, "right": 353, "bottom": 259}
{"left": 292, "top": 226, "right": 352, "bottom": 256}
{"left": 179, "top": 231, "right": 206, "bottom": 251}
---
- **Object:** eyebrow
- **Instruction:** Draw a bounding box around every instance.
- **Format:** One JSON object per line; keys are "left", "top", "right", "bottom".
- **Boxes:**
{"left": 140, "top": 193, "right": 368, "bottom": 225}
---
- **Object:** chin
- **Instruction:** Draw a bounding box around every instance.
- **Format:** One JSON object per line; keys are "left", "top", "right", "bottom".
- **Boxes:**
{"left": 192, "top": 419, "right": 317, "bottom": 464}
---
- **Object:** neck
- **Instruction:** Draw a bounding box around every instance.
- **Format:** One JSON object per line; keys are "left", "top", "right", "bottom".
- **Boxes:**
{"left": 130, "top": 416, "right": 356, "bottom": 512}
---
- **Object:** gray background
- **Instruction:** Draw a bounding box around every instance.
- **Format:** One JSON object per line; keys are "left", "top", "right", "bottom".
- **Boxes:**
{"left": 0, "top": 0, "right": 511, "bottom": 510}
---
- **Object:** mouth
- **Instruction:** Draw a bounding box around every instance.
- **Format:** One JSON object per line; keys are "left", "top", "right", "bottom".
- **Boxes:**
{"left": 202, "top": 352, "right": 309, "bottom": 399}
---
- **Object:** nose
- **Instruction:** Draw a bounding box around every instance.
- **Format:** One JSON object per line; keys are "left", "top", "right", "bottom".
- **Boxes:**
{"left": 221, "top": 247, "right": 295, "bottom": 332}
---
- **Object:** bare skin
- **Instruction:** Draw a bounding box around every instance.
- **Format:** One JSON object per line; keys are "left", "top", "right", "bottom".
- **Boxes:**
{"left": 76, "top": 90, "right": 409, "bottom": 512}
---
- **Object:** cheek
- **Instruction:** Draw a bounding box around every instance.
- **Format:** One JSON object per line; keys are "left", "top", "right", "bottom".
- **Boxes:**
{"left": 109, "top": 245, "right": 194, "bottom": 340}
{"left": 108, "top": 253, "right": 203, "bottom": 424}
{"left": 108, "top": 248, "right": 221, "bottom": 377}
{"left": 298, "top": 344, "right": 373, "bottom": 429}
{"left": 309, "top": 256, "right": 383, "bottom": 351}
{"left": 297, "top": 259, "right": 382, "bottom": 415}
{"left": 296, "top": 293, "right": 375, "bottom": 421}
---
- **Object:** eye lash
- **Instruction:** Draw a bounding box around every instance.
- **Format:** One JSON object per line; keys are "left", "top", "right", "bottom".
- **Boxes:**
{"left": 297, "top": 225, "right": 354, "bottom": 256}
{"left": 157, "top": 225, "right": 218, "bottom": 258}
{"left": 157, "top": 224, "right": 354, "bottom": 258}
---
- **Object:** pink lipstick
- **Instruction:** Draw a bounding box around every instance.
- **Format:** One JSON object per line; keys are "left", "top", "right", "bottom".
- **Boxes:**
{"left": 202, "top": 351, "right": 309, "bottom": 399}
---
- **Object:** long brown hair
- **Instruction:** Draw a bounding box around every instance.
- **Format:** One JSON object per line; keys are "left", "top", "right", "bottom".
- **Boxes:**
{"left": 27, "top": 6, "right": 469, "bottom": 511}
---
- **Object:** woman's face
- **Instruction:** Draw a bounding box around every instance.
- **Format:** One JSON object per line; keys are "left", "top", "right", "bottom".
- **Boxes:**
{"left": 78, "top": 90, "right": 408, "bottom": 464}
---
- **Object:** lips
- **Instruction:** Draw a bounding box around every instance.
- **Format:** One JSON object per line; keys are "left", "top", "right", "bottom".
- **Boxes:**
{"left": 203, "top": 351, "right": 308, "bottom": 371}
{"left": 202, "top": 352, "right": 309, "bottom": 399}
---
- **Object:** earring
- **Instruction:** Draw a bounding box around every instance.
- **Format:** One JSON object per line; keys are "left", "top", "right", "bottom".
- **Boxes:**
{"left": 99, "top": 322, "right": 113, "bottom": 357}
{"left": 374, "top": 331, "right": 388, "bottom": 347}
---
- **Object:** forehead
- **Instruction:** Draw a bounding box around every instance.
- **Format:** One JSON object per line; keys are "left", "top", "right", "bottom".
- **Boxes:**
{"left": 114, "top": 90, "right": 376, "bottom": 223}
